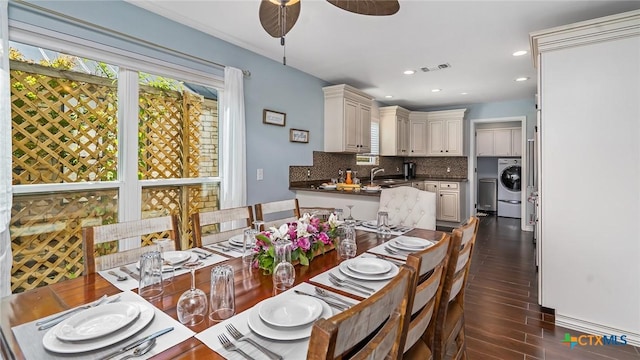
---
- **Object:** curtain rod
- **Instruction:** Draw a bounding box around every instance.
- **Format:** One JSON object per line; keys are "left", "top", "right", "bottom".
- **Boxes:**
{"left": 10, "top": 0, "right": 251, "bottom": 77}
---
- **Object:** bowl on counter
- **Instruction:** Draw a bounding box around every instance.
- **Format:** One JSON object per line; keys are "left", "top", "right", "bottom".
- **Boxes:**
{"left": 361, "top": 185, "right": 381, "bottom": 193}
{"left": 319, "top": 183, "right": 337, "bottom": 190}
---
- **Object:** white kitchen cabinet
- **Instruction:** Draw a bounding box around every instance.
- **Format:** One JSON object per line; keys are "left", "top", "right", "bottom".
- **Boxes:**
{"left": 424, "top": 181, "right": 461, "bottom": 222}
{"left": 323, "top": 84, "right": 373, "bottom": 153}
{"left": 423, "top": 109, "right": 466, "bottom": 156}
{"left": 379, "top": 106, "right": 410, "bottom": 156}
{"left": 476, "top": 127, "right": 521, "bottom": 157}
{"left": 408, "top": 113, "right": 428, "bottom": 156}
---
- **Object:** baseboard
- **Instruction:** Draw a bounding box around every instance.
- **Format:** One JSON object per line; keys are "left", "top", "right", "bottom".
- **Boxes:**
{"left": 556, "top": 314, "right": 640, "bottom": 346}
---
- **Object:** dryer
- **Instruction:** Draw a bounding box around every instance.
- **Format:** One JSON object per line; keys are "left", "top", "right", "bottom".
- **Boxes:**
{"left": 498, "top": 158, "right": 521, "bottom": 218}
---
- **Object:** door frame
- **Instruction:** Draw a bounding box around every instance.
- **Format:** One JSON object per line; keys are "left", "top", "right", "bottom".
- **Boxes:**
{"left": 468, "top": 116, "right": 531, "bottom": 231}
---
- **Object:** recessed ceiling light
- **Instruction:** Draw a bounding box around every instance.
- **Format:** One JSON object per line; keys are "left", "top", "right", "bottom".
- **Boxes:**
{"left": 513, "top": 50, "right": 528, "bottom": 57}
{"left": 384, "top": 95, "right": 393, "bottom": 99}
{"left": 461, "top": 92, "right": 468, "bottom": 95}
{"left": 403, "top": 70, "right": 416, "bottom": 75}
{"left": 515, "top": 77, "right": 529, "bottom": 82}
{"left": 431, "top": 89, "right": 441, "bottom": 92}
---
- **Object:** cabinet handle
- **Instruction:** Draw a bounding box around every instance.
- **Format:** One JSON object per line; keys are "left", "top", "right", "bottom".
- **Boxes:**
{"left": 440, "top": 150, "right": 443, "bottom": 153}
{"left": 445, "top": 150, "right": 449, "bottom": 152}
{"left": 440, "top": 194, "right": 443, "bottom": 197}
{"left": 411, "top": 150, "right": 414, "bottom": 152}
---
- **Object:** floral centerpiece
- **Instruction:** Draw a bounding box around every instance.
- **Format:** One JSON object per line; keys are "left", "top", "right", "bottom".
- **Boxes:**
{"left": 253, "top": 213, "right": 340, "bottom": 274}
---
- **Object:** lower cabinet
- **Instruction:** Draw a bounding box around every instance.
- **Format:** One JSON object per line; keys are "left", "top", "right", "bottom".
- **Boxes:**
{"left": 425, "top": 181, "right": 461, "bottom": 222}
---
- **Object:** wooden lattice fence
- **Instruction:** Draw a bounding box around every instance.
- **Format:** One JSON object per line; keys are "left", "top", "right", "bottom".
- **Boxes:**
{"left": 9, "top": 61, "right": 219, "bottom": 293}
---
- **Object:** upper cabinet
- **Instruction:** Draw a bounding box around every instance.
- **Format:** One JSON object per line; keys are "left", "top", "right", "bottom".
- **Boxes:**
{"left": 476, "top": 127, "right": 521, "bottom": 157}
{"left": 379, "top": 106, "right": 411, "bottom": 156}
{"left": 323, "top": 84, "right": 373, "bottom": 153}
{"left": 409, "top": 114, "right": 428, "bottom": 156}
{"left": 421, "top": 109, "right": 466, "bottom": 156}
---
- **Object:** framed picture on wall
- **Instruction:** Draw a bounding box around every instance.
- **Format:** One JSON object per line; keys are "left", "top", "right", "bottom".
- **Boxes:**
{"left": 263, "top": 109, "right": 286, "bottom": 126}
{"left": 290, "top": 129, "right": 309, "bottom": 143}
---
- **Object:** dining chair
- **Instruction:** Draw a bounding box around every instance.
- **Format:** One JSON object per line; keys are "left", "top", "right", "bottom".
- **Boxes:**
{"left": 432, "top": 216, "right": 480, "bottom": 360}
{"left": 378, "top": 186, "right": 437, "bottom": 230}
{"left": 254, "top": 198, "right": 300, "bottom": 230}
{"left": 307, "top": 266, "right": 415, "bottom": 360}
{"left": 191, "top": 206, "right": 254, "bottom": 248}
{"left": 299, "top": 206, "right": 335, "bottom": 221}
{"left": 82, "top": 215, "right": 181, "bottom": 275}
{"left": 401, "top": 232, "right": 451, "bottom": 359}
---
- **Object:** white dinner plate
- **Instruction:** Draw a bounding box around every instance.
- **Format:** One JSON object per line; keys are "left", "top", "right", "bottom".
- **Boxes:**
{"left": 346, "top": 258, "right": 392, "bottom": 275}
{"left": 388, "top": 238, "right": 433, "bottom": 252}
{"left": 339, "top": 259, "right": 399, "bottom": 281}
{"left": 55, "top": 302, "right": 140, "bottom": 342}
{"left": 162, "top": 251, "right": 192, "bottom": 265}
{"left": 362, "top": 220, "right": 378, "bottom": 229}
{"left": 43, "top": 301, "right": 155, "bottom": 354}
{"left": 394, "top": 237, "right": 433, "bottom": 249}
{"left": 136, "top": 253, "right": 197, "bottom": 272}
{"left": 258, "top": 294, "right": 323, "bottom": 328}
{"left": 247, "top": 296, "right": 331, "bottom": 341}
{"left": 228, "top": 234, "right": 247, "bottom": 247}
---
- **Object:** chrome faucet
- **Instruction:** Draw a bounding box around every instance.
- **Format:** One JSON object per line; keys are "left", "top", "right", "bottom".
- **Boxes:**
{"left": 370, "top": 167, "right": 385, "bottom": 184}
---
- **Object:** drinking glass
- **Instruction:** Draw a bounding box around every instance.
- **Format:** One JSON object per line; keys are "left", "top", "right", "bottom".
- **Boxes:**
{"left": 138, "top": 251, "right": 164, "bottom": 299}
{"left": 345, "top": 204, "right": 355, "bottom": 220}
{"left": 253, "top": 220, "right": 265, "bottom": 233}
{"left": 338, "top": 224, "right": 357, "bottom": 260}
{"left": 334, "top": 208, "right": 344, "bottom": 221}
{"left": 272, "top": 239, "right": 295, "bottom": 295}
{"left": 177, "top": 262, "right": 207, "bottom": 326}
{"left": 208, "top": 265, "right": 235, "bottom": 322}
{"left": 153, "top": 238, "right": 174, "bottom": 283}
{"left": 377, "top": 211, "right": 391, "bottom": 234}
{"left": 242, "top": 229, "right": 257, "bottom": 266}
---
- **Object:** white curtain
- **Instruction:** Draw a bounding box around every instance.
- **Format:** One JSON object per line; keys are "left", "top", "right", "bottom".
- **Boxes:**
{"left": 220, "top": 67, "right": 246, "bottom": 212}
{"left": 0, "top": 0, "right": 13, "bottom": 297}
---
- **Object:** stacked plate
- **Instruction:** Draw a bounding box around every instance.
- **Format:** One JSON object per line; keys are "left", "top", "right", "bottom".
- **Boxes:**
{"left": 247, "top": 293, "right": 331, "bottom": 340}
{"left": 228, "top": 234, "right": 247, "bottom": 248}
{"left": 42, "top": 302, "right": 155, "bottom": 353}
{"left": 339, "top": 258, "right": 399, "bottom": 281}
{"left": 387, "top": 237, "right": 433, "bottom": 253}
{"left": 137, "top": 250, "right": 195, "bottom": 272}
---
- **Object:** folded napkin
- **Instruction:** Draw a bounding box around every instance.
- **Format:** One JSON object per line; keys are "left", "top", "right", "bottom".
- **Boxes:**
{"left": 196, "top": 282, "right": 350, "bottom": 360}
{"left": 99, "top": 249, "right": 229, "bottom": 291}
{"left": 12, "top": 290, "right": 194, "bottom": 360}
{"left": 309, "top": 255, "right": 395, "bottom": 298}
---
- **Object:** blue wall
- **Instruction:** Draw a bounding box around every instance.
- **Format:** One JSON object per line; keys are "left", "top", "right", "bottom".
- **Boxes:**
{"left": 9, "top": 0, "right": 328, "bottom": 206}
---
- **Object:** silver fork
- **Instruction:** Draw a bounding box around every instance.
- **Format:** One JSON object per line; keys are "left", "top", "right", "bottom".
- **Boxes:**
{"left": 120, "top": 339, "right": 156, "bottom": 360}
{"left": 328, "top": 277, "right": 372, "bottom": 296}
{"left": 218, "top": 333, "right": 255, "bottom": 360}
{"left": 226, "top": 324, "right": 283, "bottom": 360}
{"left": 328, "top": 273, "right": 375, "bottom": 292}
{"left": 314, "top": 287, "right": 356, "bottom": 307}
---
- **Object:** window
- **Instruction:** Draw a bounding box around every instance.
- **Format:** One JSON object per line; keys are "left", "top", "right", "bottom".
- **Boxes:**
{"left": 9, "top": 39, "right": 221, "bottom": 292}
{"left": 356, "top": 121, "right": 379, "bottom": 165}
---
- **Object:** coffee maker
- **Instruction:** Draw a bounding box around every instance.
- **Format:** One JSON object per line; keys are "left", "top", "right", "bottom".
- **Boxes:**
{"left": 403, "top": 162, "right": 416, "bottom": 179}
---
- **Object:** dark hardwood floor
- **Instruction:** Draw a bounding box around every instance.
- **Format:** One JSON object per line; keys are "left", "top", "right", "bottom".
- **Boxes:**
{"left": 461, "top": 215, "right": 640, "bottom": 360}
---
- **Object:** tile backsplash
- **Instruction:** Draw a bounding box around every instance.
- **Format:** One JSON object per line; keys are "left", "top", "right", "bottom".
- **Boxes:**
{"left": 289, "top": 151, "right": 467, "bottom": 182}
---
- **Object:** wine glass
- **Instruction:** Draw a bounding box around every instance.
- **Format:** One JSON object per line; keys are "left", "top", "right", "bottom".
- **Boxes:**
{"left": 253, "top": 220, "right": 265, "bottom": 233}
{"left": 345, "top": 204, "right": 355, "bottom": 220}
{"left": 177, "top": 262, "right": 207, "bottom": 326}
{"left": 272, "top": 239, "right": 295, "bottom": 295}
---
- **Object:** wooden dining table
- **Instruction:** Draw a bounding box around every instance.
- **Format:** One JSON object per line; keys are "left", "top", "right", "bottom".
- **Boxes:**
{"left": 0, "top": 228, "right": 444, "bottom": 359}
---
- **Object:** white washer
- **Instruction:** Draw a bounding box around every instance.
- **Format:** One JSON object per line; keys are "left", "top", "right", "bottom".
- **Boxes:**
{"left": 497, "top": 158, "right": 521, "bottom": 218}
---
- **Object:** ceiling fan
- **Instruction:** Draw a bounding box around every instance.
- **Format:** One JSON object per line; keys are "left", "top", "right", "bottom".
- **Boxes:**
{"left": 259, "top": 0, "right": 400, "bottom": 65}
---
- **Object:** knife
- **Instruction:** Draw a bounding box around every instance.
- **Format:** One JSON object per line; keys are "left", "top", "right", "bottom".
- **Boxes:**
{"left": 98, "top": 327, "right": 174, "bottom": 360}
{"left": 119, "top": 266, "right": 140, "bottom": 281}
{"left": 293, "top": 290, "right": 346, "bottom": 310}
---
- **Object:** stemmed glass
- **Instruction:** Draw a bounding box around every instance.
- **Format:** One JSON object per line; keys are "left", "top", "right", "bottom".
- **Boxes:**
{"left": 177, "top": 262, "right": 207, "bottom": 326}
{"left": 345, "top": 204, "right": 355, "bottom": 220}
{"left": 272, "top": 239, "right": 295, "bottom": 295}
{"left": 253, "top": 220, "right": 265, "bottom": 233}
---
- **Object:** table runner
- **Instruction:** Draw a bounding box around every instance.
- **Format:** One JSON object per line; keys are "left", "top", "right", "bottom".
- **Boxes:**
{"left": 99, "top": 249, "right": 230, "bottom": 291}
{"left": 196, "top": 282, "right": 355, "bottom": 359}
{"left": 12, "top": 291, "right": 194, "bottom": 359}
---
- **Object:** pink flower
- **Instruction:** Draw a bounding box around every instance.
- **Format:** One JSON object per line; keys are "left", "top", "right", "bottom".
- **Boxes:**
{"left": 318, "top": 232, "right": 331, "bottom": 245}
{"left": 296, "top": 237, "right": 311, "bottom": 251}
{"left": 306, "top": 224, "right": 318, "bottom": 234}
{"left": 310, "top": 217, "right": 321, "bottom": 228}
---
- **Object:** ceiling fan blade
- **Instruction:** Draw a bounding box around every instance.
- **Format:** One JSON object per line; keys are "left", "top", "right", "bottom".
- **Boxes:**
{"left": 259, "top": 0, "right": 301, "bottom": 38}
{"left": 327, "top": 0, "right": 399, "bottom": 16}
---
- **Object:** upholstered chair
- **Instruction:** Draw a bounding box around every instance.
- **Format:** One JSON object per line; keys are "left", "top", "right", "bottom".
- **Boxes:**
{"left": 378, "top": 186, "right": 437, "bottom": 230}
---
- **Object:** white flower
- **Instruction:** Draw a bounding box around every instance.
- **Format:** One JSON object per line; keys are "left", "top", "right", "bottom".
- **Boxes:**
{"left": 327, "top": 213, "right": 339, "bottom": 228}
{"left": 270, "top": 223, "right": 290, "bottom": 240}
{"left": 299, "top": 213, "right": 312, "bottom": 224}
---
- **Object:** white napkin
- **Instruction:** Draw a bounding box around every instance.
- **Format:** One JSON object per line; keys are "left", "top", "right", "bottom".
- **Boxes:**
{"left": 99, "top": 249, "right": 230, "bottom": 291}
{"left": 196, "top": 282, "right": 350, "bottom": 360}
{"left": 309, "top": 255, "right": 394, "bottom": 298}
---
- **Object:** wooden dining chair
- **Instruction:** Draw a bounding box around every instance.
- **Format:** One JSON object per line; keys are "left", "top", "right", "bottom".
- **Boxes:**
{"left": 254, "top": 198, "right": 300, "bottom": 230}
{"left": 432, "top": 216, "right": 479, "bottom": 360}
{"left": 307, "top": 266, "right": 415, "bottom": 360}
{"left": 401, "top": 232, "right": 451, "bottom": 359}
{"left": 299, "top": 206, "right": 335, "bottom": 221}
{"left": 191, "top": 206, "right": 254, "bottom": 248}
{"left": 82, "top": 215, "right": 181, "bottom": 275}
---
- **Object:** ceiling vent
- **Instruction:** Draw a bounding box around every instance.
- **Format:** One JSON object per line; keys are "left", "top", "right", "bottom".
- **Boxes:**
{"left": 421, "top": 63, "right": 451, "bottom": 72}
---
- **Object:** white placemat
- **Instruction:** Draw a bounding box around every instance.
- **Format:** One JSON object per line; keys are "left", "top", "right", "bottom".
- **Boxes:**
{"left": 365, "top": 236, "right": 437, "bottom": 260}
{"left": 205, "top": 241, "right": 245, "bottom": 258}
{"left": 355, "top": 221, "right": 413, "bottom": 236}
{"left": 309, "top": 255, "right": 395, "bottom": 298}
{"left": 196, "top": 282, "right": 351, "bottom": 359}
{"left": 12, "top": 291, "right": 195, "bottom": 359}
{"left": 99, "top": 249, "right": 230, "bottom": 291}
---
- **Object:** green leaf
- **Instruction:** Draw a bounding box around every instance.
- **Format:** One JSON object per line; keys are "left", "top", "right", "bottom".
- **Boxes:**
{"left": 299, "top": 253, "right": 309, "bottom": 266}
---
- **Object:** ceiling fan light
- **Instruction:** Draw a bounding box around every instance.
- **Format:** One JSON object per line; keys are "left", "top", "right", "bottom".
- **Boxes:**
{"left": 268, "top": 0, "right": 300, "bottom": 5}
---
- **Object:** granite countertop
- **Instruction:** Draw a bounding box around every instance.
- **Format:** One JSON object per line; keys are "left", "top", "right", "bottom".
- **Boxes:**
{"left": 290, "top": 175, "right": 468, "bottom": 195}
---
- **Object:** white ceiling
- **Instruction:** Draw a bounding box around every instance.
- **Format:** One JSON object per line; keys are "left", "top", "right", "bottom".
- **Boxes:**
{"left": 128, "top": 0, "right": 640, "bottom": 110}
